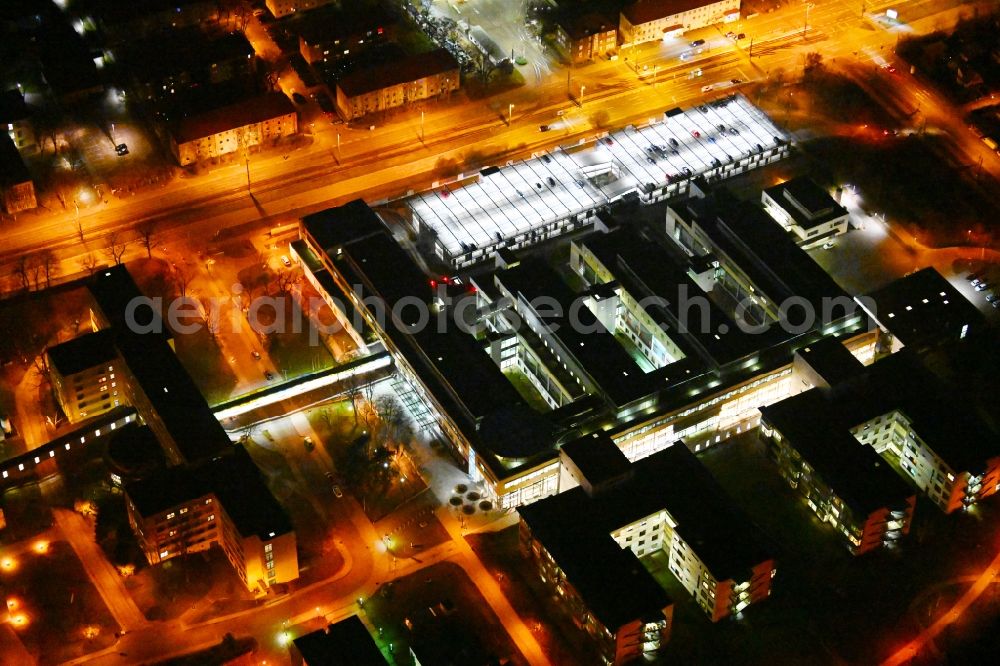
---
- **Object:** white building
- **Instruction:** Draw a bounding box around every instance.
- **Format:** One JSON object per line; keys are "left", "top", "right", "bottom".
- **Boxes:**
{"left": 619, "top": 0, "right": 740, "bottom": 46}
{"left": 761, "top": 177, "right": 850, "bottom": 248}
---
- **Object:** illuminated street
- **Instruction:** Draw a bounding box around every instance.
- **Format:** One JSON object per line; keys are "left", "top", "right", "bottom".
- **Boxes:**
{"left": 2, "top": 0, "right": 1000, "bottom": 664}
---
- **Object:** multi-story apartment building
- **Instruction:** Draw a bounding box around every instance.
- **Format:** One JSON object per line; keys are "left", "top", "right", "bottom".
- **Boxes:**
{"left": 789, "top": 328, "right": 1000, "bottom": 514}
{"left": 1, "top": 88, "right": 35, "bottom": 151}
{"left": 555, "top": 13, "right": 618, "bottom": 63}
{"left": 120, "top": 29, "right": 257, "bottom": 104}
{"left": 335, "top": 49, "right": 459, "bottom": 121}
{"left": 87, "top": 0, "right": 220, "bottom": 42}
{"left": 0, "top": 132, "right": 36, "bottom": 215}
{"left": 170, "top": 93, "right": 298, "bottom": 165}
{"left": 761, "top": 390, "right": 916, "bottom": 554}
{"left": 125, "top": 446, "right": 298, "bottom": 593}
{"left": 567, "top": 437, "right": 773, "bottom": 620}
{"left": 294, "top": 4, "right": 397, "bottom": 65}
{"left": 265, "top": 0, "right": 333, "bottom": 19}
{"left": 761, "top": 176, "right": 850, "bottom": 248}
{"left": 73, "top": 266, "right": 301, "bottom": 590}
{"left": 46, "top": 330, "right": 122, "bottom": 423}
{"left": 619, "top": 0, "right": 740, "bottom": 46}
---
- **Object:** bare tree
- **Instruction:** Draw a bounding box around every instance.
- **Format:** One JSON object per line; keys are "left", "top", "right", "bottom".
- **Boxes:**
{"left": 103, "top": 231, "right": 130, "bottom": 265}
{"left": 136, "top": 221, "right": 157, "bottom": 258}
{"left": 13, "top": 256, "right": 30, "bottom": 290}
{"left": 343, "top": 373, "right": 362, "bottom": 427}
{"left": 39, "top": 250, "right": 58, "bottom": 289}
{"left": 373, "top": 395, "right": 406, "bottom": 446}
{"left": 79, "top": 253, "right": 99, "bottom": 275}
{"left": 174, "top": 265, "right": 191, "bottom": 298}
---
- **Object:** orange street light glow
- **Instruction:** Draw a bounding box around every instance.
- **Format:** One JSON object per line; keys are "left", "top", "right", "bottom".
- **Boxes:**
{"left": 33, "top": 540, "right": 49, "bottom": 554}
{"left": 1, "top": 556, "right": 16, "bottom": 571}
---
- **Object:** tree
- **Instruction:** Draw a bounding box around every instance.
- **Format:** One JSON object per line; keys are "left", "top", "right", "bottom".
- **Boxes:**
{"left": 103, "top": 231, "right": 130, "bottom": 265}
{"left": 136, "top": 221, "right": 157, "bottom": 258}
{"left": 79, "top": 253, "right": 99, "bottom": 275}
{"left": 373, "top": 395, "right": 406, "bottom": 447}
{"left": 343, "top": 374, "right": 362, "bottom": 427}
{"left": 13, "top": 255, "right": 30, "bottom": 291}
{"left": 803, "top": 52, "right": 824, "bottom": 79}
{"left": 173, "top": 265, "right": 191, "bottom": 298}
{"left": 38, "top": 250, "right": 58, "bottom": 289}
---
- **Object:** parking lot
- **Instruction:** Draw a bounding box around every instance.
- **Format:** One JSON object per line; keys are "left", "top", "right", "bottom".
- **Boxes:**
{"left": 427, "top": 0, "right": 555, "bottom": 81}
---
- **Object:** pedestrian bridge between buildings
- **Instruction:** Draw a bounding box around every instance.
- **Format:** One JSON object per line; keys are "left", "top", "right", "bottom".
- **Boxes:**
{"left": 213, "top": 351, "right": 393, "bottom": 428}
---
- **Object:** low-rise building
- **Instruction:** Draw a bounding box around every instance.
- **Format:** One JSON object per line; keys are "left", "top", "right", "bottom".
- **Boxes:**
{"left": 761, "top": 176, "right": 849, "bottom": 248}
{"left": 170, "top": 93, "right": 298, "bottom": 165}
{"left": 120, "top": 29, "right": 256, "bottom": 103}
{"left": 0, "top": 132, "right": 36, "bottom": 215}
{"left": 1, "top": 88, "right": 34, "bottom": 151}
{"left": 857, "top": 267, "right": 985, "bottom": 354}
{"left": 125, "top": 445, "right": 298, "bottom": 593}
{"left": 760, "top": 390, "right": 916, "bottom": 554}
{"left": 619, "top": 0, "right": 740, "bottom": 46}
{"left": 293, "top": 4, "right": 397, "bottom": 65}
{"left": 335, "top": 48, "right": 459, "bottom": 121}
{"left": 291, "top": 616, "right": 387, "bottom": 666}
{"left": 555, "top": 12, "right": 618, "bottom": 63}
{"left": 266, "top": 0, "right": 334, "bottom": 19}
{"left": 86, "top": 0, "right": 220, "bottom": 42}
{"left": 46, "top": 330, "right": 122, "bottom": 423}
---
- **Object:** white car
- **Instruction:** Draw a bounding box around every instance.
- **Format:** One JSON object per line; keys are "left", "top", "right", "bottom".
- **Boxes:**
{"left": 280, "top": 255, "right": 292, "bottom": 268}
{"left": 822, "top": 241, "right": 836, "bottom": 250}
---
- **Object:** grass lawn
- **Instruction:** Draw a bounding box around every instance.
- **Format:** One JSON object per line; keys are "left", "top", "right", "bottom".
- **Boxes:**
{"left": 127, "top": 548, "right": 256, "bottom": 623}
{"left": 800, "top": 135, "right": 1000, "bottom": 246}
{"left": 466, "top": 526, "right": 601, "bottom": 666}
{"left": 0, "top": 485, "right": 53, "bottom": 545}
{"left": 365, "top": 561, "right": 527, "bottom": 666}
{"left": 172, "top": 324, "right": 238, "bottom": 405}
{"left": 0, "top": 540, "right": 118, "bottom": 664}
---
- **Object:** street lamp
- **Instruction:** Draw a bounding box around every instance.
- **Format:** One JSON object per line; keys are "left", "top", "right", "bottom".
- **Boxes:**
{"left": 579, "top": 84, "right": 586, "bottom": 107}
{"left": 803, "top": 2, "right": 815, "bottom": 41}
{"left": 507, "top": 103, "right": 514, "bottom": 126}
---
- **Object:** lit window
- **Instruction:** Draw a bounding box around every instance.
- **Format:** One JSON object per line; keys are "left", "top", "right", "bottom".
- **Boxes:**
{"left": 160, "top": 550, "right": 169, "bottom": 558}
{"left": 179, "top": 508, "right": 188, "bottom": 514}
{"left": 207, "top": 514, "right": 215, "bottom": 522}
{"left": 166, "top": 512, "right": 175, "bottom": 520}
{"left": 264, "top": 544, "right": 273, "bottom": 553}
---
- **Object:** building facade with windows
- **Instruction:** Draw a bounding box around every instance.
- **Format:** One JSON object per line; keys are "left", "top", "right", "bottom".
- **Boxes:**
{"left": 125, "top": 446, "right": 298, "bottom": 593}
{"left": 0, "top": 132, "right": 36, "bottom": 214}
{"left": 555, "top": 13, "right": 619, "bottom": 63}
{"left": 760, "top": 390, "right": 916, "bottom": 554}
{"left": 47, "top": 330, "right": 123, "bottom": 423}
{"left": 334, "top": 49, "right": 459, "bottom": 121}
{"left": 619, "top": 0, "right": 740, "bottom": 46}
{"left": 265, "top": 0, "right": 333, "bottom": 19}
{"left": 170, "top": 93, "right": 298, "bottom": 166}
{"left": 761, "top": 176, "right": 850, "bottom": 248}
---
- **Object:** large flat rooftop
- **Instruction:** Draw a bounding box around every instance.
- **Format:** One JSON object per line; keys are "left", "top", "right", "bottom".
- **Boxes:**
{"left": 407, "top": 95, "right": 787, "bottom": 265}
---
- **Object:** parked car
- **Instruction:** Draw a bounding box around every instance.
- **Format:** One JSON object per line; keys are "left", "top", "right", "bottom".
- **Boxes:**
{"left": 822, "top": 241, "right": 836, "bottom": 250}
{"left": 251, "top": 350, "right": 261, "bottom": 360}
{"left": 281, "top": 255, "right": 292, "bottom": 267}
{"left": 332, "top": 485, "right": 343, "bottom": 498}
{"left": 690, "top": 39, "right": 705, "bottom": 47}
{"left": 115, "top": 143, "right": 129, "bottom": 156}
